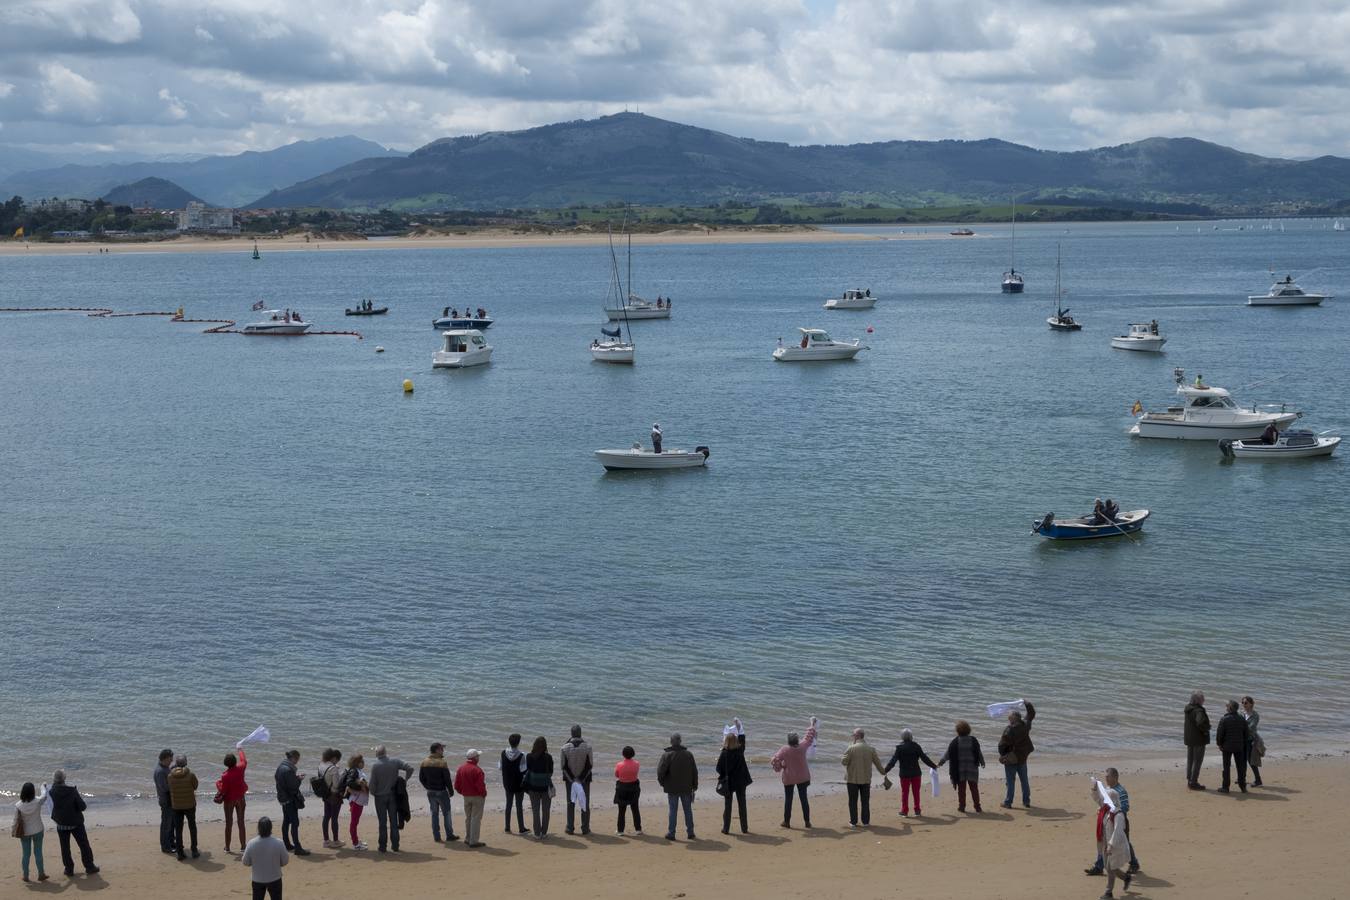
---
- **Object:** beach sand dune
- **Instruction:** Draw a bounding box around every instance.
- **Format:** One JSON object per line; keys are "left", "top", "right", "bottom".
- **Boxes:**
{"left": 30, "top": 757, "right": 1338, "bottom": 899}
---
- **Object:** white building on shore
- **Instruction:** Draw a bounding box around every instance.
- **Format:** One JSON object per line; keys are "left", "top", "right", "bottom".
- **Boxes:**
{"left": 177, "top": 201, "right": 237, "bottom": 233}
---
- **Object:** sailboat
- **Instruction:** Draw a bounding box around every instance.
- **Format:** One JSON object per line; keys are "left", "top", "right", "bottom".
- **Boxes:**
{"left": 592, "top": 226, "right": 635, "bottom": 363}
{"left": 1002, "top": 200, "right": 1024, "bottom": 293}
{"left": 252, "top": 240, "right": 261, "bottom": 260}
{"left": 1046, "top": 245, "right": 1080, "bottom": 331}
{"left": 603, "top": 231, "right": 671, "bottom": 320}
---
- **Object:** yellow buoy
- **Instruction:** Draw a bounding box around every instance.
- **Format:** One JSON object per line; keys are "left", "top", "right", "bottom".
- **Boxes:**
{"left": 402, "top": 379, "right": 414, "bottom": 393}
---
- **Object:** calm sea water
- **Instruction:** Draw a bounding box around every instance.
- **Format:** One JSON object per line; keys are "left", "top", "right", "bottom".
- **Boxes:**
{"left": 2, "top": 220, "right": 1348, "bottom": 807}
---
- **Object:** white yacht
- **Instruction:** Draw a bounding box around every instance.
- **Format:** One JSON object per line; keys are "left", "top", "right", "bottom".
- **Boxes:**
{"left": 1130, "top": 369, "right": 1300, "bottom": 439}
{"left": 242, "top": 308, "right": 310, "bottom": 335}
{"left": 605, "top": 293, "right": 671, "bottom": 320}
{"left": 773, "top": 328, "right": 864, "bottom": 361}
{"left": 591, "top": 332, "right": 634, "bottom": 364}
{"left": 1111, "top": 321, "right": 1166, "bottom": 352}
{"left": 593, "top": 226, "right": 637, "bottom": 363}
{"left": 594, "top": 443, "right": 709, "bottom": 470}
{"left": 824, "top": 289, "right": 876, "bottom": 309}
{"left": 1247, "top": 275, "right": 1329, "bottom": 306}
{"left": 432, "top": 329, "right": 493, "bottom": 368}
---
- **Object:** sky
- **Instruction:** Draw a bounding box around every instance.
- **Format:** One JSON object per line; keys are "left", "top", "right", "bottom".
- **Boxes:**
{"left": 1, "top": 0, "right": 1348, "bottom": 161}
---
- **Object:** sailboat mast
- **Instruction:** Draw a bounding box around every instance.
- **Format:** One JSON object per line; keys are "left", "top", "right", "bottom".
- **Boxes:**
{"left": 1010, "top": 199, "right": 1016, "bottom": 270}
{"left": 627, "top": 230, "right": 633, "bottom": 304}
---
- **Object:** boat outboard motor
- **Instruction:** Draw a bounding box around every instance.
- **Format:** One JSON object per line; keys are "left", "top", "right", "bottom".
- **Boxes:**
{"left": 1218, "top": 439, "right": 1235, "bottom": 458}
{"left": 695, "top": 446, "right": 710, "bottom": 459}
{"left": 1032, "top": 512, "right": 1054, "bottom": 534}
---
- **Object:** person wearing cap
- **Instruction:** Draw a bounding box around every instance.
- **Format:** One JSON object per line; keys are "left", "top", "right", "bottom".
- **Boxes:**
{"left": 651, "top": 424, "right": 663, "bottom": 454}
{"left": 454, "top": 750, "right": 488, "bottom": 848}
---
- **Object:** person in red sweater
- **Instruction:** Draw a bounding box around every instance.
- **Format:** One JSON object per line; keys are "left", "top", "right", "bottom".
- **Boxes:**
{"left": 218, "top": 749, "right": 248, "bottom": 853}
{"left": 453, "top": 750, "right": 488, "bottom": 848}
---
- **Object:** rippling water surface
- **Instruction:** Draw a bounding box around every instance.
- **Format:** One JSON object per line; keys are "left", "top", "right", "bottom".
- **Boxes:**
{"left": 2, "top": 220, "right": 1348, "bottom": 804}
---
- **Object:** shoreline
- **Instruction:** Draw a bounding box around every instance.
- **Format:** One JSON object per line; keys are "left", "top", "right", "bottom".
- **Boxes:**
{"left": 17, "top": 755, "right": 1341, "bottom": 899}
{"left": 0, "top": 226, "right": 975, "bottom": 256}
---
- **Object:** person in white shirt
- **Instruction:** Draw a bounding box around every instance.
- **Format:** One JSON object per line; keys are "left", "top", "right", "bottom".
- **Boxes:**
{"left": 14, "top": 781, "right": 49, "bottom": 882}
{"left": 241, "top": 816, "right": 289, "bottom": 900}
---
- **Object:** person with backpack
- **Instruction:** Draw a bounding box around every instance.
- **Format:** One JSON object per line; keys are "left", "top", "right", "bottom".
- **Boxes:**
{"left": 500, "top": 734, "right": 528, "bottom": 834}
{"left": 342, "top": 755, "right": 370, "bottom": 850}
{"left": 418, "top": 743, "right": 459, "bottom": 843}
{"left": 274, "top": 750, "right": 309, "bottom": 856}
{"left": 317, "top": 749, "right": 344, "bottom": 848}
{"left": 560, "top": 725, "right": 593, "bottom": 836}
{"left": 523, "top": 737, "right": 554, "bottom": 839}
{"left": 218, "top": 749, "right": 249, "bottom": 853}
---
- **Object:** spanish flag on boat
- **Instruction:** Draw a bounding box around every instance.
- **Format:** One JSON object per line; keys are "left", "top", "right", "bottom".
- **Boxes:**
{"left": 1131, "top": 400, "right": 1143, "bottom": 416}
{"left": 12, "top": 226, "right": 22, "bottom": 238}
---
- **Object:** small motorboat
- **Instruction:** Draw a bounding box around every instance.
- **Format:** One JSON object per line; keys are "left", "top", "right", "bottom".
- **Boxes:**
{"left": 824, "top": 289, "right": 876, "bottom": 309}
{"left": 242, "top": 308, "right": 310, "bottom": 335}
{"left": 1032, "top": 509, "right": 1150, "bottom": 540}
{"left": 594, "top": 443, "right": 709, "bottom": 470}
{"left": 432, "top": 329, "right": 493, "bottom": 368}
{"left": 950, "top": 228, "right": 975, "bottom": 236}
{"left": 1111, "top": 321, "right": 1166, "bottom": 352}
{"left": 773, "top": 327, "right": 864, "bottom": 361}
{"left": 1220, "top": 431, "right": 1341, "bottom": 459}
{"left": 1131, "top": 368, "right": 1300, "bottom": 439}
{"left": 346, "top": 300, "right": 388, "bottom": 316}
{"left": 1247, "top": 275, "right": 1328, "bottom": 306}
{"left": 433, "top": 310, "right": 493, "bottom": 329}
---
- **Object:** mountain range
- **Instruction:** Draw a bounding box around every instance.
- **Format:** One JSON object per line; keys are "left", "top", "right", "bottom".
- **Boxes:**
{"left": 1, "top": 136, "right": 403, "bottom": 208}
{"left": 250, "top": 113, "right": 1350, "bottom": 214}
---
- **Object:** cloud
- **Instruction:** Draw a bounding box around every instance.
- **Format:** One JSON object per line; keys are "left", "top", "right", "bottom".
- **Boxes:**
{"left": 0, "top": 0, "right": 1347, "bottom": 161}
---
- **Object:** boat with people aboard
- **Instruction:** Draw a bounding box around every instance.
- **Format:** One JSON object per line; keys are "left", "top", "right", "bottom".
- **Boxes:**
{"left": 432, "top": 329, "right": 493, "bottom": 368}
{"left": 773, "top": 327, "right": 864, "bottom": 361}
{"left": 1046, "top": 245, "right": 1080, "bottom": 330}
{"left": 950, "top": 227, "right": 975, "bottom": 236}
{"left": 433, "top": 306, "right": 493, "bottom": 329}
{"left": 1130, "top": 368, "right": 1300, "bottom": 439}
{"left": 594, "top": 443, "right": 709, "bottom": 470}
{"left": 1111, "top": 321, "right": 1166, "bottom": 352}
{"left": 824, "top": 288, "right": 876, "bottom": 309}
{"left": 1247, "top": 275, "right": 1329, "bottom": 306}
{"left": 242, "top": 307, "right": 310, "bottom": 335}
{"left": 1002, "top": 200, "right": 1024, "bottom": 293}
{"left": 1032, "top": 504, "right": 1150, "bottom": 540}
{"left": 345, "top": 299, "right": 388, "bottom": 316}
{"left": 1219, "top": 429, "right": 1341, "bottom": 460}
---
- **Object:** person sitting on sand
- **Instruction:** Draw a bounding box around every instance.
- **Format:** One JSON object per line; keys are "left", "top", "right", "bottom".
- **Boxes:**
{"left": 771, "top": 717, "right": 818, "bottom": 829}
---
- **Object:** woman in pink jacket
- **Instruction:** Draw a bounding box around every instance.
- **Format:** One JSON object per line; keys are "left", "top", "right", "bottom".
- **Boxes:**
{"left": 770, "top": 717, "right": 818, "bottom": 829}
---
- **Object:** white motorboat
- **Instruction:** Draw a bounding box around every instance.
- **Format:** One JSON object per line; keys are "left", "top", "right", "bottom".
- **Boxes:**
{"left": 773, "top": 327, "right": 864, "bottom": 361}
{"left": 1220, "top": 430, "right": 1341, "bottom": 459}
{"left": 1130, "top": 368, "right": 1300, "bottom": 439}
{"left": 1111, "top": 321, "right": 1166, "bottom": 352}
{"left": 824, "top": 289, "right": 876, "bottom": 309}
{"left": 1247, "top": 275, "right": 1329, "bottom": 306}
{"left": 242, "top": 308, "right": 310, "bottom": 335}
{"left": 595, "top": 443, "right": 710, "bottom": 470}
{"left": 432, "top": 329, "right": 492, "bottom": 368}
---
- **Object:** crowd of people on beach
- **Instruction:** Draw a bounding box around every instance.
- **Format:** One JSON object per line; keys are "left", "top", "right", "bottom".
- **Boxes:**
{"left": 12, "top": 695, "right": 1269, "bottom": 900}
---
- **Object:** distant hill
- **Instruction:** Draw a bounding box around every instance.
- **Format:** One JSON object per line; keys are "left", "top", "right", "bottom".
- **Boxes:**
{"left": 251, "top": 113, "right": 1350, "bottom": 214}
{"left": 1, "top": 136, "right": 404, "bottom": 208}
{"left": 101, "top": 177, "right": 202, "bottom": 209}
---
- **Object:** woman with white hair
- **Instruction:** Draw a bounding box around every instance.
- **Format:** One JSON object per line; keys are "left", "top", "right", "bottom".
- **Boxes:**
{"left": 882, "top": 729, "right": 939, "bottom": 817}
{"left": 1093, "top": 784, "right": 1133, "bottom": 899}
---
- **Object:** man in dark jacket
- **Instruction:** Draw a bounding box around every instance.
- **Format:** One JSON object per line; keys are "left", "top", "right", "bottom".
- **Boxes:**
{"left": 418, "top": 743, "right": 459, "bottom": 842}
{"left": 560, "top": 725, "right": 593, "bottom": 835}
{"left": 1184, "top": 692, "right": 1211, "bottom": 790}
{"left": 153, "top": 748, "right": 175, "bottom": 854}
{"left": 274, "top": 750, "right": 310, "bottom": 855}
{"left": 1215, "top": 700, "right": 1250, "bottom": 794}
{"left": 656, "top": 733, "right": 698, "bottom": 841}
{"left": 49, "top": 770, "right": 98, "bottom": 876}
{"left": 997, "top": 701, "right": 1037, "bottom": 808}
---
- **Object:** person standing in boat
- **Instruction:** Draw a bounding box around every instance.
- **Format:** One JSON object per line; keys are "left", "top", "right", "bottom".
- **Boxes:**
{"left": 1261, "top": 422, "right": 1280, "bottom": 445}
{"left": 443, "top": 306, "right": 450, "bottom": 318}
{"left": 651, "top": 423, "right": 663, "bottom": 454}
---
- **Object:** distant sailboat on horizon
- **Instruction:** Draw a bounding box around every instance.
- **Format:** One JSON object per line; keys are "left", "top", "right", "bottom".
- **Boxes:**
{"left": 252, "top": 240, "right": 261, "bottom": 260}
{"left": 1002, "top": 200, "right": 1024, "bottom": 293}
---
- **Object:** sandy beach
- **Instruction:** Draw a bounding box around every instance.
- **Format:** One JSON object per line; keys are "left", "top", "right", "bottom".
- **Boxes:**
{"left": 0, "top": 226, "right": 971, "bottom": 256}
{"left": 10, "top": 754, "right": 1339, "bottom": 899}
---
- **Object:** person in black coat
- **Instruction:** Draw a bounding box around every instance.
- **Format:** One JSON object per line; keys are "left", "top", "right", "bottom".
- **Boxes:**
{"left": 715, "top": 722, "right": 752, "bottom": 834}
{"left": 1215, "top": 700, "right": 1250, "bottom": 794}
{"left": 48, "top": 770, "right": 98, "bottom": 876}
{"left": 883, "top": 730, "right": 938, "bottom": 817}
